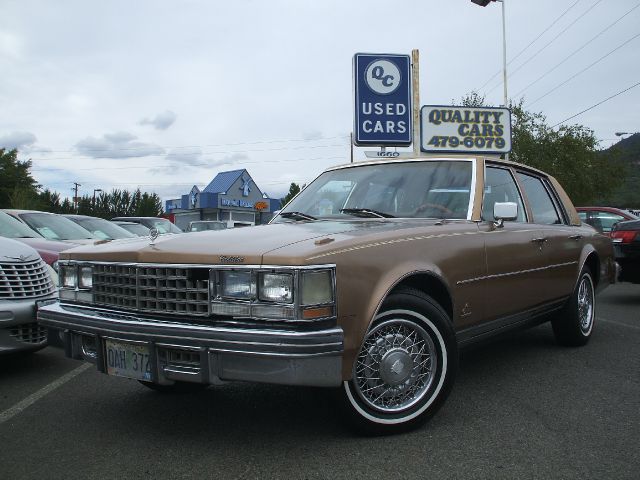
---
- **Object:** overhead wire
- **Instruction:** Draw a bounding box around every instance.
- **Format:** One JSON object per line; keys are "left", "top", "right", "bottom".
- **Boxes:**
{"left": 484, "top": 0, "right": 604, "bottom": 96}
{"left": 525, "top": 31, "right": 640, "bottom": 108}
{"left": 513, "top": 2, "right": 640, "bottom": 98}
{"left": 477, "top": 0, "right": 583, "bottom": 91}
{"left": 551, "top": 80, "right": 640, "bottom": 128}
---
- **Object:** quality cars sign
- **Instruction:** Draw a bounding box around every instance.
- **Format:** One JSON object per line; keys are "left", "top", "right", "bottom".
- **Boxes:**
{"left": 353, "top": 53, "right": 412, "bottom": 146}
{"left": 420, "top": 106, "right": 512, "bottom": 154}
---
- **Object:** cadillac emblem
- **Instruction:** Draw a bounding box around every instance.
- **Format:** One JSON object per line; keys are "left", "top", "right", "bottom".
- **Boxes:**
{"left": 149, "top": 227, "right": 159, "bottom": 245}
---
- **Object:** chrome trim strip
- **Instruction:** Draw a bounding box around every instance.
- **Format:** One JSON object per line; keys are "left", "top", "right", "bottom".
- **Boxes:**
{"left": 38, "top": 302, "right": 344, "bottom": 358}
{"left": 456, "top": 261, "right": 578, "bottom": 285}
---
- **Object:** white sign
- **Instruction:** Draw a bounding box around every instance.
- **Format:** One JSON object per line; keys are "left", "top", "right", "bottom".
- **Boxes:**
{"left": 420, "top": 106, "right": 511, "bottom": 154}
{"left": 364, "top": 151, "right": 416, "bottom": 159}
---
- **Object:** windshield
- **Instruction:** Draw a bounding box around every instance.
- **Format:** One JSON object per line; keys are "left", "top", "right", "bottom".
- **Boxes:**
{"left": 0, "top": 211, "right": 40, "bottom": 238}
{"left": 275, "top": 160, "right": 474, "bottom": 221}
{"left": 118, "top": 223, "right": 150, "bottom": 236}
{"left": 19, "top": 213, "right": 97, "bottom": 240}
{"left": 143, "top": 218, "right": 183, "bottom": 234}
{"left": 71, "top": 217, "right": 136, "bottom": 240}
{"left": 189, "top": 221, "right": 226, "bottom": 232}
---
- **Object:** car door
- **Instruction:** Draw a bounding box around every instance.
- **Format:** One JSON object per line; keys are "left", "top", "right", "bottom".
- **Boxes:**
{"left": 477, "top": 165, "right": 550, "bottom": 323}
{"left": 515, "top": 171, "right": 581, "bottom": 303}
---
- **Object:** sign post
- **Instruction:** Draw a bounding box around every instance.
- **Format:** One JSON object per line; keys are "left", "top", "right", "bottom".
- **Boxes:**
{"left": 353, "top": 53, "right": 412, "bottom": 147}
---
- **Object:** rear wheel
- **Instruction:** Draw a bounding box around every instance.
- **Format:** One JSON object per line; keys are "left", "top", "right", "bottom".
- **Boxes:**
{"left": 341, "top": 288, "right": 457, "bottom": 435}
{"left": 552, "top": 266, "right": 595, "bottom": 346}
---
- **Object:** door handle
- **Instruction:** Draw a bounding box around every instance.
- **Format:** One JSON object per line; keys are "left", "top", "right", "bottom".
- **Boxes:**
{"left": 568, "top": 235, "right": 582, "bottom": 240}
{"left": 531, "top": 237, "right": 547, "bottom": 243}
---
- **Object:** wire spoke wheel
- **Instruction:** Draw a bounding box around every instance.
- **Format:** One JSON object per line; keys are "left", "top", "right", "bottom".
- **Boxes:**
{"left": 577, "top": 275, "right": 594, "bottom": 334}
{"left": 354, "top": 319, "right": 436, "bottom": 413}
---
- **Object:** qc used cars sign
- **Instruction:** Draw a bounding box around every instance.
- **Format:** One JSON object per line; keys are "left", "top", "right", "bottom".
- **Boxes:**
{"left": 353, "top": 53, "right": 412, "bottom": 146}
{"left": 420, "top": 105, "right": 512, "bottom": 154}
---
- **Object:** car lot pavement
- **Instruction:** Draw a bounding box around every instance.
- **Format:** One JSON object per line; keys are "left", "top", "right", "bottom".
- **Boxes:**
{"left": 0, "top": 283, "right": 638, "bottom": 479}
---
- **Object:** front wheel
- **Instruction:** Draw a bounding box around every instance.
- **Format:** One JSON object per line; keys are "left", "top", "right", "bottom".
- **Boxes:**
{"left": 552, "top": 266, "right": 596, "bottom": 346}
{"left": 341, "top": 288, "right": 457, "bottom": 435}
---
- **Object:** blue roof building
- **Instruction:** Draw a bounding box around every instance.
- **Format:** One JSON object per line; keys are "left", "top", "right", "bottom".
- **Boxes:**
{"left": 165, "top": 169, "right": 280, "bottom": 229}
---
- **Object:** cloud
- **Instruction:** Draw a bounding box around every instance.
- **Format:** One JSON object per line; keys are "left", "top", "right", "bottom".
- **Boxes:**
{"left": 166, "top": 147, "right": 203, "bottom": 166}
{"left": 75, "top": 131, "right": 165, "bottom": 159}
{"left": 0, "top": 131, "right": 37, "bottom": 150}
{"left": 139, "top": 110, "right": 177, "bottom": 130}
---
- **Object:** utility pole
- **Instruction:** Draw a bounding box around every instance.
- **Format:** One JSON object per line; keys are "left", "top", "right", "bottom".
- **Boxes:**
{"left": 73, "top": 182, "right": 81, "bottom": 213}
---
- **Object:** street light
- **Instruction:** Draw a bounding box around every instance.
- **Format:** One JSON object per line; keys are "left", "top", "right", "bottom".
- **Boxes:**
{"left": 92, "top": 188, "right": 103, "bottom": 205}
{"left": 471, "top": 0, "right": 507, "bottom": 108}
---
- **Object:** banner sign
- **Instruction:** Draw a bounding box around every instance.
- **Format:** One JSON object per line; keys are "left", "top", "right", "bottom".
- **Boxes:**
{"left": 353, "top": 53, "right": 412, "bottom": 146}
{"left": 420, "top": 106, "right": 511, "bottom": 154}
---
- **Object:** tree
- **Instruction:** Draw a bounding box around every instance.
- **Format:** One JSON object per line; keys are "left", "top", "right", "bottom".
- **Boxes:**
{"left": 458, "top": 93, "right": 624, "bottom": 205}
{"left": 281, "top": 183, "right": 301, "bottom": 207}
{"left": 0, "top": 148, "right": 40, "bottom": 208}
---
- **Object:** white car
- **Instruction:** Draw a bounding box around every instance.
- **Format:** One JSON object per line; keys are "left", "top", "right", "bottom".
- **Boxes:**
{"left": 0, "top": 237, "right": 57, "bottom": 354}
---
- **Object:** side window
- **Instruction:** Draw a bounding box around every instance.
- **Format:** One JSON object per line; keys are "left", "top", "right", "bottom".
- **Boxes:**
{"left": 517, "top": 173, "right": 562, "bottom": 225}
{"left": 482, "top": 166, "right": 526, "bottom": 222}
{"left": 593, "top": 211, "right": 625, "bottom": 233}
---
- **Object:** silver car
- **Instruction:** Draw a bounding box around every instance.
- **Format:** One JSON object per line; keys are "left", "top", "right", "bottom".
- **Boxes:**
{"left": 0, "top": 237, "right": 57, "bottom": 354}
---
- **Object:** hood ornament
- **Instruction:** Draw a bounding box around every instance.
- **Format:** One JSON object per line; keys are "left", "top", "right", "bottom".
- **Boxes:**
{"left": 2, "top": 254, "right": 35, "bottom": 262}
{"left": 149, "top": 227, "right": 159, "bottom": 245}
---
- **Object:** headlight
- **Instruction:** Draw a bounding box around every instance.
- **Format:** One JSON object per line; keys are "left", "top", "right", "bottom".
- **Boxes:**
{"left": 219, "top": 270, "right": 253, "bottom": 299}
{"left": 301, "top": 270, "right": 333, "bottom": 305}
{"left": 78, "top": 266, "right": 93, "bottom": 289}
{"left": 259, "top": 273, "right": 293, "bottom": 303}
{"left": 61, "top": 265, "right": 77, "bottom": 288}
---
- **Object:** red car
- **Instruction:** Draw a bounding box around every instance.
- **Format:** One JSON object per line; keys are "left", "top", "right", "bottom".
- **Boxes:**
{"left": 576, "top": 207, "right": 638, "bottom": 236}
{"left": 0, "top": 211, "right": 76, "bottom": 269}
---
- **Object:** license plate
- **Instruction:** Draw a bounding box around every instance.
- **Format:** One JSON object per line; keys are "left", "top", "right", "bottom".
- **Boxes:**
{"left": 105, "top": 340, "right": 152, "bottom": 381}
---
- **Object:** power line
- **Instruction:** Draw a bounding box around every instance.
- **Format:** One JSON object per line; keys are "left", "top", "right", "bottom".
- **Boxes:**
{"left": 526, "top": 31, "right": 640, "bottom": 108}
{"left": 484, "top": 0, "right": 603, "bottom": 96}
{"left": 25, "top": 140, "right": 350, "bottom": 162}
{"left": 31, "top": 155, "right": 347, "bottom": 173}
{"left": 551, "top": 80, "right": 640, "bottom": 128}
{"left": 477, "top": 0, "right": 583, "bottom": 91}
{"left": 24, "top": 135, "right": 350, "bottom": 155}
{"left": 513, "top": 2, "right": 640, "bottom": 98}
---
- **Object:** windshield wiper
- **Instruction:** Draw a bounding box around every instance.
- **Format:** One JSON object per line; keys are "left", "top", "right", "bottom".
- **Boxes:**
{"left": 340, "top": 208, "right": 395, "bottom": 218}
{"left": 279, "top": 211, "right": 317, "bottom": 221}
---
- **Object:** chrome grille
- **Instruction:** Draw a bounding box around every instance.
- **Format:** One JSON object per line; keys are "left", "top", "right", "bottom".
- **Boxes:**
{"left": 0, "top": 259, "right": 56, "bottom": 299}
{"left": 9, "top": 322, "right": 48, "bottom": 344}
{"left": 93, "top": 264, "right": 210, "bottom": 316}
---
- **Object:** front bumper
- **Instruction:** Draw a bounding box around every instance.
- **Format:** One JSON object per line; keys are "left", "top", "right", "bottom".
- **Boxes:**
{"left": 38, "top": 302, "right": 344, "bottom": 387}
{"left": 0, "top": 295, "right": 54, "bottom": 354}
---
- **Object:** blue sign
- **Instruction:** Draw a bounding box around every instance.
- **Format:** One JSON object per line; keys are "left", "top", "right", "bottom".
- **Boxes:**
{"left": 353, "top": 53, "right": 412, "bottom": 146}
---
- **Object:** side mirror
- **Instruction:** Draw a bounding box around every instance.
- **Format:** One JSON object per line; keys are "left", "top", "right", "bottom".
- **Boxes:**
{"left": 493, "top": 202, "right": 518, "bottom": 228}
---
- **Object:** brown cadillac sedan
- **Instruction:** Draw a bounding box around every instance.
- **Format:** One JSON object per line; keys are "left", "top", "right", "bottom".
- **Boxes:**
{"left": 38, "top": 156, "right": 615, "bottom": 434}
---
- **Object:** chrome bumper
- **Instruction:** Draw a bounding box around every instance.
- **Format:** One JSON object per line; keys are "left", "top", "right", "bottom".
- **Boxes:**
{"left": 38, "top": 302, "right": 344, "bottom": 387}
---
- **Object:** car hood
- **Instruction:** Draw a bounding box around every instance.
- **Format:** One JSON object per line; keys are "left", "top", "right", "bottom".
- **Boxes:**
{"left": 59, "top": 219, "right": 464, "bottom": 265}
{"left": 0, "top": 237, "right": 40, "bottom": 261}
{"left": 16, "top": 237, "right": 79, "bottom": 254}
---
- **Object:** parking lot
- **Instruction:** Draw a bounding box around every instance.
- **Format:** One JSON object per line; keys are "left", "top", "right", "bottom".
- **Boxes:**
{"left": 1, "top": 283, "right": 638, "bottom": 479}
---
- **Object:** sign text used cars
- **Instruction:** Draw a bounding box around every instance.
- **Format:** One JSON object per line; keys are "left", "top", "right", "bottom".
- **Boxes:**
{"left": 420, "top": 106, "right": 512, "bottom": 154}
{"left": 353, "top": 53, "right": 412, "bottom": 146}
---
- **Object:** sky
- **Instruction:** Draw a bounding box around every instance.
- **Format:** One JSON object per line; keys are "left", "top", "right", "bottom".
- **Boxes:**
{"left": 1, "top": 0, "right": 639, "bottom": 203}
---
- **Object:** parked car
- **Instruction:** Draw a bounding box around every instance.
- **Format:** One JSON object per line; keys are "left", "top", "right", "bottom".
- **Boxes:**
{"left": 1, "top": 237, "right": 57, "bottom": 354}
{"left": 111, "top": 216, "right": 183, "bottom": 234}
{"left": 39, "top": 156, "right": 615, "bottom": 434}
{"left": 2, "top": 210, "right": 99, "bottom": 244}
{"left": 186, "top": 221, "right": 227, "bottom": 232}
{"left": 64, "top": 214, "right": 137, "bottom": 241}
{"left": 611, "top": 219, "right": 640, "bottom": 284}
{"left": 112, "top": 221, "right": 151, "bottom": 237}
{"left": 0, "top": 211, "right": 74, "bottom": 269}
{"left": 576, "top": 207, "right": 638, "bottom": 236}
